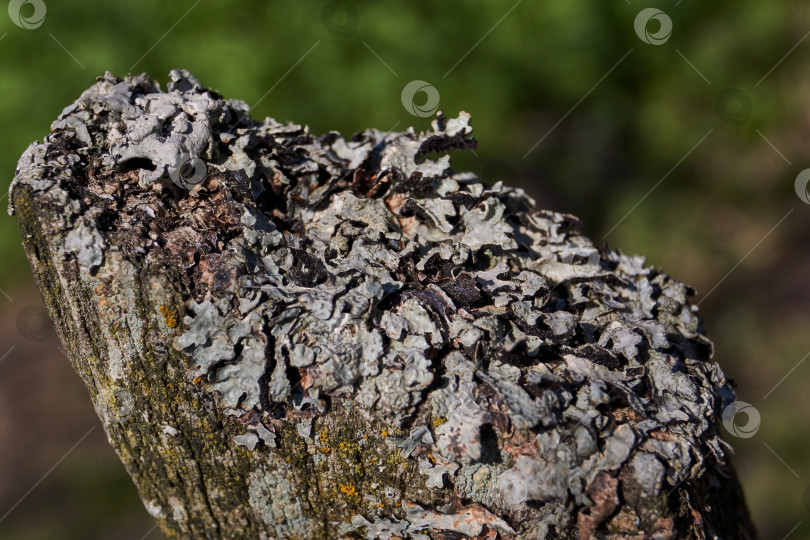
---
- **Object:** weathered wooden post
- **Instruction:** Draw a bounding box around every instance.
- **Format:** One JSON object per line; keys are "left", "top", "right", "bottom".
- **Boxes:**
{"left": 10, "top": 70, "right": 755, "bottom": 539}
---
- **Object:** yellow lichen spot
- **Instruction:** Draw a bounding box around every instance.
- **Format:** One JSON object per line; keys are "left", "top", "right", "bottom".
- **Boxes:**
{"left": 433, "top": 416, "right": 448, "bottom": 427}
{"left": 377, "top": 503, "right": 384, "bottom": 508}
{"left": 158, "top": 304, "right": 179, "bottom": 328}
{"left": 339, "top": 442, "right": 348, "bottom": 450}
{"left": 193, "top": 376, "right": 203, "bottom": 385}
{"left": 472, "top": 466, "right": 491, "bottom": 487}
{"left": 339, "top": 483, "right": 357, "bottom": 497}
{"left": 381, "top": 427, "right": 388, "bottom": 437}
{"left": 427, "top": 453, "right": 436, "bottom": 464}
{"left": 318, "top": 428, "right": 331, "bottom": 453}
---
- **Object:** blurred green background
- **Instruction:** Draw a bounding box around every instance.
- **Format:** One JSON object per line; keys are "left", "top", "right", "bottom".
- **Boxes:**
{"left": 0, "top": 1, "right": 808, "bottom": 538}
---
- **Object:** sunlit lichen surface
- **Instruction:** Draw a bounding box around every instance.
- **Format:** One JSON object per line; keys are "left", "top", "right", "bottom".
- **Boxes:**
{"left": 11, "top": 71, "right": 743, "bottom": 538}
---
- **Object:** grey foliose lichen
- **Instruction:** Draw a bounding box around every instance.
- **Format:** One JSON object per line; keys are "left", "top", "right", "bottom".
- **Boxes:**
{"left": 11, "top": 70, "right": 738, "bottom": 538}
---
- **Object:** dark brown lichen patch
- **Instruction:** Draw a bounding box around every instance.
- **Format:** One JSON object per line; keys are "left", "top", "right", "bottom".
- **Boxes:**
{"left": 9, "top": 70, "right": 742, "bottom": 539}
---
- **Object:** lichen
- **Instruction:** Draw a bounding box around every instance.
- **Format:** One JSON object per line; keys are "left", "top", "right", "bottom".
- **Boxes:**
{"left": 158, "top": 304, "right": 179, "bottom": 328}
{"left": 10, "top": 70, "right": 742, "bottom": 538}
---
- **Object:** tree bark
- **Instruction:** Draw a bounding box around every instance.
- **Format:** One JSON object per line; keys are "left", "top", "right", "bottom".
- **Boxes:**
{"left": 10, "top": 70, "right": 756, "bottom": 539}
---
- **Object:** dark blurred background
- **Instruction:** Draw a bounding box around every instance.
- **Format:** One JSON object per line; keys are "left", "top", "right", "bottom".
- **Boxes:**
{"left": 0, "top": 1, "right": 808, "bottom": 538}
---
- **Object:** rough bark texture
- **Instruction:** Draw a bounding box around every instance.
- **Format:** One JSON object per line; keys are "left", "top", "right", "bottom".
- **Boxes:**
{"left": 10, "top": 70, "right": 755, "bottom": 539}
